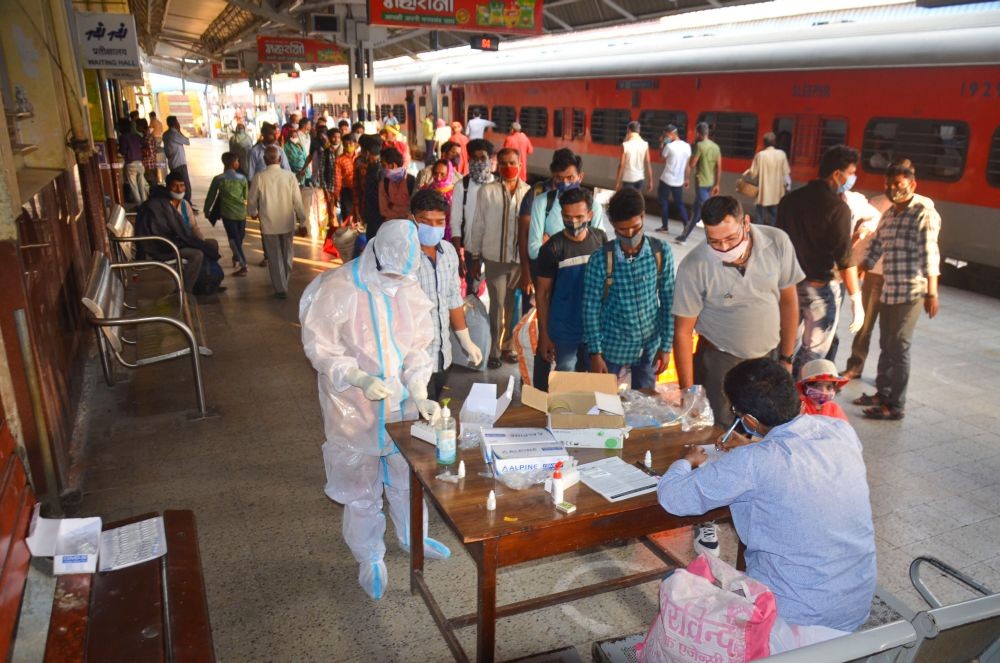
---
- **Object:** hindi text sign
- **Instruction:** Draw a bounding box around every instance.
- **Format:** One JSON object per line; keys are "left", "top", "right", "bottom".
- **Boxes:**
{"left": 368, "top": 0, "right": 544, "bottom": 36}
{"left": 76, "top": 12, "right": 141, "bottom": 70}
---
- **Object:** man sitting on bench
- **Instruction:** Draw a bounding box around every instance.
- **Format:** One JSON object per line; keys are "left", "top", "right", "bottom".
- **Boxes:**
{"left": 136, "top": 175, "right": 221, "bottom": 292}
{"left": 657, "top": 358, "right": 877, "bottom": 652}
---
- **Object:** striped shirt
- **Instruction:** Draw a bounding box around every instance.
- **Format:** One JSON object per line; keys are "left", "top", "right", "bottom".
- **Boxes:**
{"left": 416, "top": 241, "right": 464, "bottom": 371}
{"left": 582, "top": 236, "right": 676, "bottom": 365}
{"left": 863, "top": 194, "right": 941, "bottom": 305}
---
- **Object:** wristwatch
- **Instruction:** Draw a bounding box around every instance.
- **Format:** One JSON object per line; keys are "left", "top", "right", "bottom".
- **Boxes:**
{"left": 779, "top": 353, "right": 794, "bottom": 364}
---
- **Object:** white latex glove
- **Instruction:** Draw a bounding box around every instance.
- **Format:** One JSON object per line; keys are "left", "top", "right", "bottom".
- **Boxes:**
{"left": 849, "top": 292, "right": 865, "bottom": 334}
{"left": 344, "top": 367, "right": 392, "bottom": 401}
{"left": 409, "top": 385, "right": 442, "bottom": 423}
{"left": 454, "top": 328, "right": 484, "bottom": 367}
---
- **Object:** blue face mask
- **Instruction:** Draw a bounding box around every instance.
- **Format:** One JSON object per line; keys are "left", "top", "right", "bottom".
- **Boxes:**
{"left": 555, "top": 181, "right": 580, "bottom": 195}
{"left": 417, "top": 223, "right": 445, "bottom": 247}
{"left": 837, "top": 173, "right": 856, "bottom": 194}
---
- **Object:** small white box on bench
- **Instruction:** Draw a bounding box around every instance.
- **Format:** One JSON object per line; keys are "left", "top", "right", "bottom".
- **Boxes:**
{"left": 25, "top": 504, "right": 102, "bottom": 575}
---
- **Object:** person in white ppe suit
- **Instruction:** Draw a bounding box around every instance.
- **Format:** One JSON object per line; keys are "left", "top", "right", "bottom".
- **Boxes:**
{"left": 300, "top": 219, "right": 451, "bottom": 600}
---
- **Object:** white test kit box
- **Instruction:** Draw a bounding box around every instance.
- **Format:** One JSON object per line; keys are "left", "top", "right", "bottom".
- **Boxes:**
{"left": 490, "top": 439, "right": 570, "bottom": 475}
{"left": 459, "top": 376, "right": 514, "bottom": 437}
{"left": 550, "top": 427, "right": 626, "bottom": 450}
{"left": 25, "top": 504, "right": 102, "bottom": 575}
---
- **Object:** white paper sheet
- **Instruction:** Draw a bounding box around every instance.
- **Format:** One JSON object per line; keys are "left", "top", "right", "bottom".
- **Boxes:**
{"left": 578, "top": 456, "right": 659, "bottom": 502}
{"left": 98, "top": 516, "right": 168, "bottom": 572}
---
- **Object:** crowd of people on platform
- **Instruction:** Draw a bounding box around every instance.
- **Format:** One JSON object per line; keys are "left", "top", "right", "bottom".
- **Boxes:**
{"left": 122, "top": 102, "right": 943, "bottom": 650}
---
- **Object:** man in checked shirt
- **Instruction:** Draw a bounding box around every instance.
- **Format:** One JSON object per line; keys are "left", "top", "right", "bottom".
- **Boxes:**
{"left": 854, "top": 158, "right": 941, "bottom": 421}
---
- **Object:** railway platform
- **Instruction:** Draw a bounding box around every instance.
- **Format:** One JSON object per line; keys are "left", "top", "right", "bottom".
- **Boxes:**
{"left": 12, "top": 137, "right": 999, "bottom": 661}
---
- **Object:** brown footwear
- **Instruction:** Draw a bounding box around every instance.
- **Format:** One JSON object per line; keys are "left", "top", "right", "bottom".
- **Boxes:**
{"left": 841, "top": 368, "right": 861, "bottom": 381}
{"left": 853, "top": 392, "right": 883, "bottom": 406}
{"left": 863, "top": 405, "right": 904, "bottom": 420}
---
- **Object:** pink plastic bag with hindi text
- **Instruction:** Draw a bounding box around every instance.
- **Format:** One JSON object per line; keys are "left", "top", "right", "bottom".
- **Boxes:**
{"left": 636, "top": 553, "right": 777, "bottom": 663}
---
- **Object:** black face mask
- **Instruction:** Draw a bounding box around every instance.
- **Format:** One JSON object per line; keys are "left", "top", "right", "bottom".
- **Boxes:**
{"left": 564, "top": 222, "right": 587, "bottom": 237}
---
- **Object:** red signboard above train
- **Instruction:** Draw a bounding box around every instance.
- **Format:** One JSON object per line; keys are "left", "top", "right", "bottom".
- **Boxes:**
{"left": 367, "top": 0, "right": 544, "bottom": 36}
{"left": 256, "top": 36, "right": 347, "bottom": 65}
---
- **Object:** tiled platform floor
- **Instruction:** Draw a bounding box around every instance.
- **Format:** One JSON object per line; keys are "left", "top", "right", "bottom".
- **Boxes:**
{"left": 70, "top": 139, "right": 1000, "bottom": 661}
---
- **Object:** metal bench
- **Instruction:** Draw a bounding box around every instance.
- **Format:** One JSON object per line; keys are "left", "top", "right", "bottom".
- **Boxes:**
{"left": 82, "top": 250, "right": 208, "bottom": 417}
{"left": 107, "top": 204, "right": 187, "bottom": 290}
{"left": 592, "top": 563, "right": 1000, "bottom": 663}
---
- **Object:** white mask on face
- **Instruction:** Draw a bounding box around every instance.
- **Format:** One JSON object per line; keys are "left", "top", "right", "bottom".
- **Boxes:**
{"left": 169, "top": 191, "right": 185, "bottom": 200}
{"left": 709, "top": 224, "right": 750, "bottom": 263}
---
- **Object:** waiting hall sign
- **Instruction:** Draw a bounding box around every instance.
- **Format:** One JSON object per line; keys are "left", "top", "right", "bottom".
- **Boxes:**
{"left": 76, "top": 12, "right": 140, "bottom": 70}
{"left": 368, "top": 0, "right": 544, "bottom": 36}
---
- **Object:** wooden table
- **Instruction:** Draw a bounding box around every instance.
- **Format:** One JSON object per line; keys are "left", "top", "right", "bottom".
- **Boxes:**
{"left": 388, "top": 405, "right": 733, "bottom": 663}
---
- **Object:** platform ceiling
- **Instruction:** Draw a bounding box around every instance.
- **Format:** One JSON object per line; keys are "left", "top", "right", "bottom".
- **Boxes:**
{"left": 131, "top": 0, "right": 765, "bottom": 81}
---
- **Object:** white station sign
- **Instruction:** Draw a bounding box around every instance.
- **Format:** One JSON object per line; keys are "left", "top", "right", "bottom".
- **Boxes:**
{"left": 76, "top": 12, "right": 141, "bottom": 70}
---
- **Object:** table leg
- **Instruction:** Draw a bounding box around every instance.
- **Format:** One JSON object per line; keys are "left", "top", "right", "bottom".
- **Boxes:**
{"left": 410, "top": 467, "right": 424, "bottom": 595}
{"left": 476, "top": 538, "right": 498, "bottom": 663}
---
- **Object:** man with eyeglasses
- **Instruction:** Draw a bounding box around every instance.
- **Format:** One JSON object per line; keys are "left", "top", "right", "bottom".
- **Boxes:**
{"left": 658, "top": 358, "right": 875, "bottom": 651}
{"left": 673, "top": 195, "right": 803, "bottom": 427}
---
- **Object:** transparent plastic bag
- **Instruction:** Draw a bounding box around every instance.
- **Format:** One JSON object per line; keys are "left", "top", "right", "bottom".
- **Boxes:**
{"left": 495, "top": 468, "right": 549, "bottom": 491}
{"left": 621, "top": 389, "right": 681, "bottom": 429}
{"left": 663, "top": 384, "right": 715, "bottom": 432}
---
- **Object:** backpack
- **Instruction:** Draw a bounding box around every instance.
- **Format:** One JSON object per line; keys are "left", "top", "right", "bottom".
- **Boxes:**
{"left": 383, "top": 173, "right": 416, "bottom": 197}
{"left": 602, "top": 237, "right": 665, "bottom": 300}
{"left": 461, "top": 174, "right": 472, "bottom": 236}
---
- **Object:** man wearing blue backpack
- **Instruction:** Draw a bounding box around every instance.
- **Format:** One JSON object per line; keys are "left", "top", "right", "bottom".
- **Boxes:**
{"left": 582, "top": 187, "right": 675, "bottom": 389}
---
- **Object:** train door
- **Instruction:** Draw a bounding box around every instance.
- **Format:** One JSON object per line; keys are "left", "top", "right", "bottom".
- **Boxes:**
{"left": 452, "top": 87, "right": 465, "bottom": 124}
{"left": 775, "top": 115, "right": 848, "bottom": 168}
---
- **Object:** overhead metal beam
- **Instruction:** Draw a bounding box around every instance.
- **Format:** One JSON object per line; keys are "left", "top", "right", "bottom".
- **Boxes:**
{"left": 601, "top": 0, "right": 636, "bottom": 20}
{"left": 377, "top": 28, "right": 429, "bottom": 46}
{"left": 543, "top": 8, "right": 573, "bottom": 31}
{"left": 225, "top": 0, "right": 303, "bottom": 32}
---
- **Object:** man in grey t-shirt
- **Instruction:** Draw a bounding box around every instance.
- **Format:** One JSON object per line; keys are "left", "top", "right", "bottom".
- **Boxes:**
{"left": 672, "top": 196, "right": 803, "bottom": 427}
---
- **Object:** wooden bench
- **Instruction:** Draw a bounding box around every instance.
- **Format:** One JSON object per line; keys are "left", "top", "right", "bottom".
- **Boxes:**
{"left": 0, "top": 414, "right": 215, "bottom": 661}
{"left": 82, "top": 250, "right": 209, "bottom": 417}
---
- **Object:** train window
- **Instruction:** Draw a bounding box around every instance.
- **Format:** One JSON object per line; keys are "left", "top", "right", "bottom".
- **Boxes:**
{"left": 862, "top": 118, "right": 968, "bottom": 182}
{"left": 638, "top": 110, "right": 687, "bottom": 148}
{"left": 819, "top": 119, "right": 847, "bottom": 160}
{"left": 492, "top": 105, "right": 516, "bottom": 134}
{"left": 698, "top": 112, "right": 758, "bottom": 158}
{"left": 572, "top": 109, "right": 586, "bottom": 140}
{"left": 988, "top": 127, "right": 1000, "bottom": 188}
{"left": 519, "top": 106, "right": 547, "bottom": 137}
{"left": 467, "top": 104, "right": 486, "bottom": 123}
{"left": 591, "top": 108, "right": 631, "bottom": 145}
{"left": 393, "top": 104, "right": 406, "bottom": 122}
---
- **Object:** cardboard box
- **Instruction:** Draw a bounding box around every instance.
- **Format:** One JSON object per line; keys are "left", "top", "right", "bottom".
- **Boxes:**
{"left": 551, "top": 427, "right": 626, "bottom": 450}
{"left": 459, "top": 376, "right": 514, "bottom": 437}
{"left": 522, "top": 372, "right": 625, "bottom": 447}
{"left": 490, "top": 439, "right": 570, "bottom": 475}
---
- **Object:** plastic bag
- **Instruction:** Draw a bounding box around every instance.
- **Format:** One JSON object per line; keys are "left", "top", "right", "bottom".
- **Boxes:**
{"left": 621, "top": 390, "right": 680, "bottom": 429}
{"left": 637, "top": 553, "right": 777, "bottom": 662}
{"left": 656, "top": 384, "right": 714, "bottom": 432}
{"left": 451, "top": 295, "right": 490, "bottom": 369}
{"left": 513, "top": 307, "right": 538, "bottom": 386}
{"left": 495, "top": 468, "right": 549, "bottom": 491}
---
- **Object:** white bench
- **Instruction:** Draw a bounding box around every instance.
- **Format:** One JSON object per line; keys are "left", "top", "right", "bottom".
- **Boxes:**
{"left": 82, "top": 250, "right": 209, "bottom": 417}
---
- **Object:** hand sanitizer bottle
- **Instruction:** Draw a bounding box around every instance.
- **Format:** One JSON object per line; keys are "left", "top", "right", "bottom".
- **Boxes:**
{"left": 435, "top": 400, "right": 457, "bottom": 465}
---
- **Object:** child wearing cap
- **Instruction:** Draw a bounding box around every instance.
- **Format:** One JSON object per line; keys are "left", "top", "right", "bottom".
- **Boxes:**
{"left": 798, "top": 359, "right": 849, "bottom": 421}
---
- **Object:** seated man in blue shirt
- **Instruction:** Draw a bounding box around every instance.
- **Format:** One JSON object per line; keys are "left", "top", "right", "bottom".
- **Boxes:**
{"left": 658, "top": 357, "right": 876, "bottom": 652}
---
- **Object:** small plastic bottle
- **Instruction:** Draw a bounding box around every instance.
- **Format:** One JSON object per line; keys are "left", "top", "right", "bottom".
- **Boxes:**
{"left": 435, "top": 401, "right": 457, "bottom": 465}
{"left": 551, "top": 461, "right": 564, "bottom": 505}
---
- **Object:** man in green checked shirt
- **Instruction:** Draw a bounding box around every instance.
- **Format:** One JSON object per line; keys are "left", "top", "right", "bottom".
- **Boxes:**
{"left": 582, "top": 188, "right": 675, "bottom": 389}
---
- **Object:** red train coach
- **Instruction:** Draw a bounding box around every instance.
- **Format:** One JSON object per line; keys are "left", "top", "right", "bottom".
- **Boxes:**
{"left": 310, "top": 12, "right": 1000, "bottom": 273}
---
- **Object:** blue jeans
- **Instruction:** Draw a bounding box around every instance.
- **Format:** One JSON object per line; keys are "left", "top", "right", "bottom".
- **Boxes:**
{"left": 793, "top": 282, "right": 843, "bottom": 377}
{"left": 622, "top": 180, "right": 644, "bottom": 191}
{"left": 222, "top": 219, "right": 247, "bottom": 267}
{"left": 605, "top": 351, "right": 656, "bottom": 390}
{"left": 680, "top": 186, "right": 712, "bottom": 239}
{"left": 554, "top": 341, "right": 589, "bottom": 373}
{"left": 657, "top": 182, "right": 688, "bottom": 231}
{"left": 755, "top": 204, "right": 778, "bottom": 226}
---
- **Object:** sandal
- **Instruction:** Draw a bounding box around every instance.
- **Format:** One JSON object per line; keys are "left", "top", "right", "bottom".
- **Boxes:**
{"left": 863, "top": 405, "right": 905, "bottom": 420}
{"left": 852, "top": 393, "right": 883, "bottom": 406}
